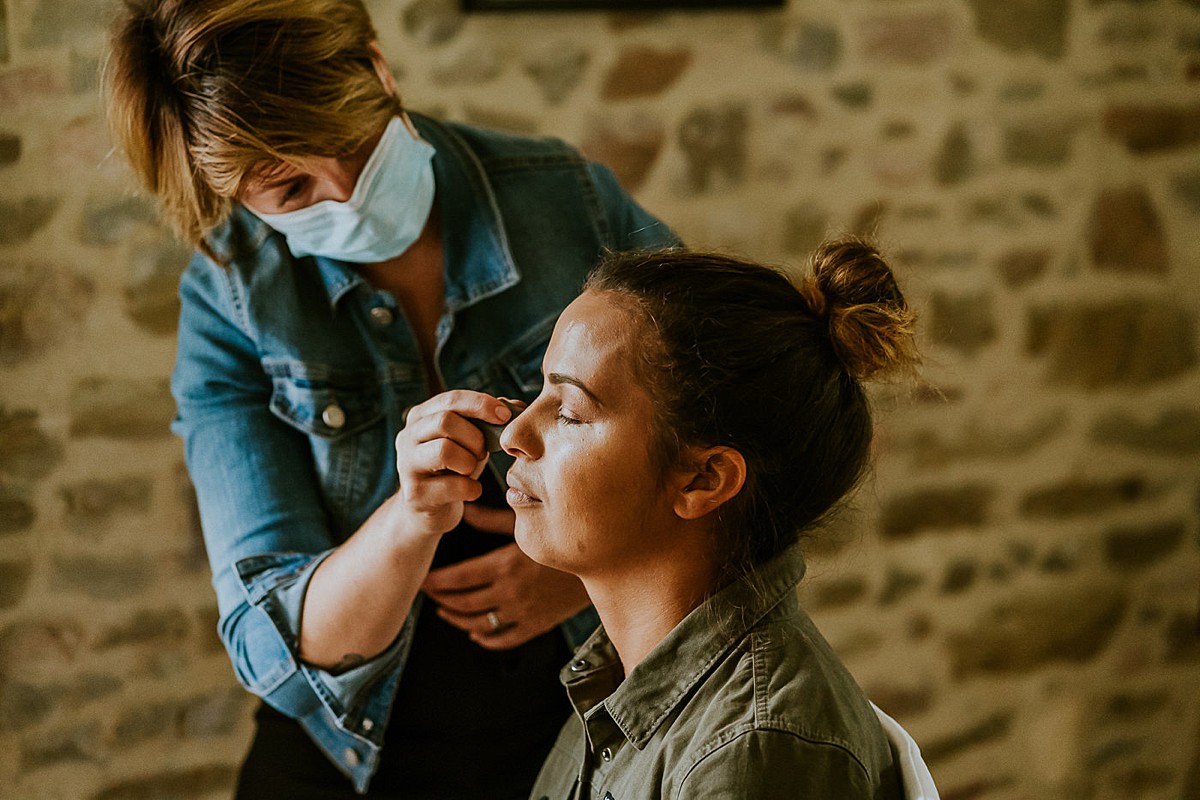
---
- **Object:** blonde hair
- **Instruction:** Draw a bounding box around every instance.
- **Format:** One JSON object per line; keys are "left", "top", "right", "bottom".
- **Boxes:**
{"left": 106, "top": 0, "right": 401, "bottom": 257}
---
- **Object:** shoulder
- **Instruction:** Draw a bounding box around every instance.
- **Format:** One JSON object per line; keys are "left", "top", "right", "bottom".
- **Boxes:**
{"left": 677, "top": 727, "right": 877, "bottom": 800}
{"left": 670, "top": 606, "right": 895, "bottom": 795}
{"left": 182, "top": 208, "right": 318, "bottom": 338}
{"left": 419, "top": 113, "right": 584, "bottom": 169}
{"left": 756, "top": 606, "right": 888, "bottom": 749}
{"left": 200, "top": 205, "right": 278, "bottom": 273}
{"left": 188, "top": 207, "right": 290, "bottom": 302}
{"left": 415, "top": 112, "right": 678, "bottom": 251}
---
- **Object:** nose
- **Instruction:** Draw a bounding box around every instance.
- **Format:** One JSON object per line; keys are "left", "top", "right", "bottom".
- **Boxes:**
{"left": 323, "top": 167, "right": 357, "bottom": 203}
{"left": 500, "top": 398, "right": 541, "bottom": 459}
{"left": 305, "top": 157, "right": 360, "bottom": 205}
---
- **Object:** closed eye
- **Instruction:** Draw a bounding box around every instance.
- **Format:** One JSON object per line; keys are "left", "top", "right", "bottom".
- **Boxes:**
{"left": 280, "top": 179, "right": 306, "bottom": 206}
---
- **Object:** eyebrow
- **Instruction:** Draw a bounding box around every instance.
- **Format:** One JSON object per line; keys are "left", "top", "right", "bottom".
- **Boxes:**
{"left": 548, "top": 372, "right": 603, "bottom": 406}
{"left": 259, "top": 171, "right": 301, "bottom": 190}
{"left": 249, "top": 161, "right": 301, "bottom": 191}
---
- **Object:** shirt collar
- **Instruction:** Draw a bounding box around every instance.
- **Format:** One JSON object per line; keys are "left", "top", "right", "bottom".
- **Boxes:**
{"left": 565, "top": 542, "right": 808, "bottom": 750}
{"left": 209, "top": 112, "right": 521, "bottom": 313}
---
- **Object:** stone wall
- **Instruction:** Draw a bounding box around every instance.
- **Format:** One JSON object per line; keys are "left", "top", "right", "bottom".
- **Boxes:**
{"left": 1, "top": 0, "right": 1197, "bottom": 798}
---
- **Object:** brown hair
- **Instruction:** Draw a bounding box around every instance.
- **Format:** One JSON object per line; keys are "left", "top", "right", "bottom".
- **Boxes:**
{"left": 105, "top": 0, "right": 400, "bottom": 257}
{"left": 586, "top": 238, "right": 919, "bottom": 586}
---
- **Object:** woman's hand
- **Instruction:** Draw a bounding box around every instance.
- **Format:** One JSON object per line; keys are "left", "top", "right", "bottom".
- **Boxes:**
{"left": 300, "top": 391, "right": 513, "bottom": 669}
{"left": 393, "top": 391, "right": 514, "bottom": 541}
{"left": 422, "top": 504, "right": 591, "bottom": 650}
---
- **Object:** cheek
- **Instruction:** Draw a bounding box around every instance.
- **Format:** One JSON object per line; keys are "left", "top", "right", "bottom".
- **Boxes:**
{"left": 553, "top": 435, "right": 657, "bottom": 528}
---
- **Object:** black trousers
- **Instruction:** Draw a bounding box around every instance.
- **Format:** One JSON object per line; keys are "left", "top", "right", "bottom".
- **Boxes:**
{"left": 236, "top": 703, "right": 369, "bottom": 800}
{"left": 235, "top": 701, "right": 544, "bottom": 800}
{"left": 236, "top": 481, "right": 569, "bottom": 799}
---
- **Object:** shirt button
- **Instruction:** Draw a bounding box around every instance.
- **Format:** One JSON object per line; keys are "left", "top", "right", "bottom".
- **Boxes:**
{"left": 600, "top": 746, "right": 613, "bottom": 762}
{"left": 369, "top": 306, "right": 394, "bottom": 327}
{"left": 569, "top": 659, "right": 590, "bottom": 672}
{"left": 344, "top": 748, "right": 360, "bottom": 766}
{"left": 322, "top": 404, "right": 346, "bottom": 429}
{"left": 361, "top": 718, "right": 374, "bottom": 732}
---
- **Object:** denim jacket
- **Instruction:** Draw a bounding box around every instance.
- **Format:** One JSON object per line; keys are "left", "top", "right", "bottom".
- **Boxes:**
{"left": 171, "top": 113, "right": 679, "bottom": 793}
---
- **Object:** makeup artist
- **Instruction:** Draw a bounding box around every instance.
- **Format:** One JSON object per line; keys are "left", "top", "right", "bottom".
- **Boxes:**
{"left": 105, "top": 1, "right": 677, "bottom": 797}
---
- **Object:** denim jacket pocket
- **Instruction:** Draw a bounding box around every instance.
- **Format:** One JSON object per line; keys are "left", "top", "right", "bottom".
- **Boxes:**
{"left": 265, "top": 358, "right": 384, "bottom": 437}
{"left": 263, "top": 358, "right": 388, "bottom": 531}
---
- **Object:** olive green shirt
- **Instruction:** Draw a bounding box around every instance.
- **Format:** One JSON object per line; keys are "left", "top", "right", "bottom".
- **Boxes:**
{"left": 529, "top": 544, "right": 903, "bottom": 800}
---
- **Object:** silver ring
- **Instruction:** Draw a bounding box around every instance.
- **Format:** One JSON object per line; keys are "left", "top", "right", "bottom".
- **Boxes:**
{"left": 486, "top": 611, "right": 502, "bottom": 632}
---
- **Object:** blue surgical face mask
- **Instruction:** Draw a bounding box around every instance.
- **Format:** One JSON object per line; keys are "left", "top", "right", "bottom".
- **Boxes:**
{"left": 249, "top": 116, "right": 436, "bottom": 263}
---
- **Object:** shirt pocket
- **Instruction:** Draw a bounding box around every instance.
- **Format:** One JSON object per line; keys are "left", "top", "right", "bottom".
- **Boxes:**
{"left": 263, "top": 358, "right": 387, "bottom": 532}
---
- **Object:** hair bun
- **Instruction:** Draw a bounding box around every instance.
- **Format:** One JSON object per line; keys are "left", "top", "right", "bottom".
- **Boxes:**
{"left": 797, "top": 237, "right": 920, "bottom": 380}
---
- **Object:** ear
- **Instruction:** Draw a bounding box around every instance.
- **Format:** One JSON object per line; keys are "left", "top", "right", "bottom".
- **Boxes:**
{"left": 367, "top": 42, "right": 398, "bottom": 97}
{"left": 672, "top": 446, "right": 746, "bottom": 521}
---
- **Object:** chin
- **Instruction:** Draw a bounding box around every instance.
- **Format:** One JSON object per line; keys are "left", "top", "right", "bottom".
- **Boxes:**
{"left": 513, "top": 522, "right": 570, "bottom": 572}
{"left": 513, "top": 522, "right": 548, "bottom": 565}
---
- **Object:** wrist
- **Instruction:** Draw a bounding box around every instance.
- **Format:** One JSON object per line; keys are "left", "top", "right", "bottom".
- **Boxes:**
{"left": 379, "top": 493, "right": 455, "bottom": 551}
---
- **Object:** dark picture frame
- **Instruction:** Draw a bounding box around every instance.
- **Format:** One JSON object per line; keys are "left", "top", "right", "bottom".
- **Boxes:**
{"left": 464, "top": 0, "right": 784, "bottom": 10}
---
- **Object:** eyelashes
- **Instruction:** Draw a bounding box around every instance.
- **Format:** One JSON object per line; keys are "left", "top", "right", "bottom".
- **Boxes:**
{"left": 280, "top": 179, "right": 306, "bottom": 206}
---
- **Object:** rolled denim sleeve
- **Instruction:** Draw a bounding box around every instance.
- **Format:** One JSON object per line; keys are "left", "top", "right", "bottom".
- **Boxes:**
{"left": 586, "top": 161, "right": 682, "bottom": 252}
{"left": 172, "top": 253, "right": 406, "bottom": 725}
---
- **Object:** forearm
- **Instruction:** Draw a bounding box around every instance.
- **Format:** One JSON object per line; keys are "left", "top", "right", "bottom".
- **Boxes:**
{"left": 299, "top": 389, "right": 514, "bottom": 669}
{"left": 299, "top": 493, "right": 441, "bottom": 670}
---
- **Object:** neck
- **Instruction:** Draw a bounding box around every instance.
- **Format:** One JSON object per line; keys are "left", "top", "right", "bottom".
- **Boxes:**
{"left": 356, "top": 202, "right": 442, "bottom": 290}
{"left": 583, "top": 533, "right": 717, "bottom": 672}
{"left": 356, "top": 206, "right": 445, "bottom": 389}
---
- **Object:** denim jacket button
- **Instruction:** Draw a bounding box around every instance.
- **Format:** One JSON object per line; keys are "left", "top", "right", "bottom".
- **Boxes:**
{"left": 569, "top": 658, "right": 590, "bottom": 672}
{"left": 369, "top": 306, "right": 394, "bottom": 327}
{"left": 344, "top": 747, "right": 361, "bottom": 766}
{"left": 361, "top": 718, "right": 374, "bottom": 732}
{"left": 322, "top": 404, "right": 346, "bottom": 429}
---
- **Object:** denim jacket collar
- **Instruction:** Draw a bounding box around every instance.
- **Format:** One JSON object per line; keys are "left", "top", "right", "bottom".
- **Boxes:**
{"left": 569, "top": 542, "right": 809, "bottom": 750}
{"left": 205, "top": 112, "right": 521, "bottom": 315}
{"left": 411, "top": 112, "right": 520, "bottom": 312}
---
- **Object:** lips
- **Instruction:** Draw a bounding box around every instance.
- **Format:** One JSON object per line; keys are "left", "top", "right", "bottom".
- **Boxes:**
{"left": 505, "top": 471, "right": 542, "bottom": 505}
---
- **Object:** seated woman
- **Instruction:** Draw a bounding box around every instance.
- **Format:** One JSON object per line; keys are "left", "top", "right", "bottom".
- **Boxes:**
{"left": 496, "top": 239, "right": 921, "bottom": 799}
